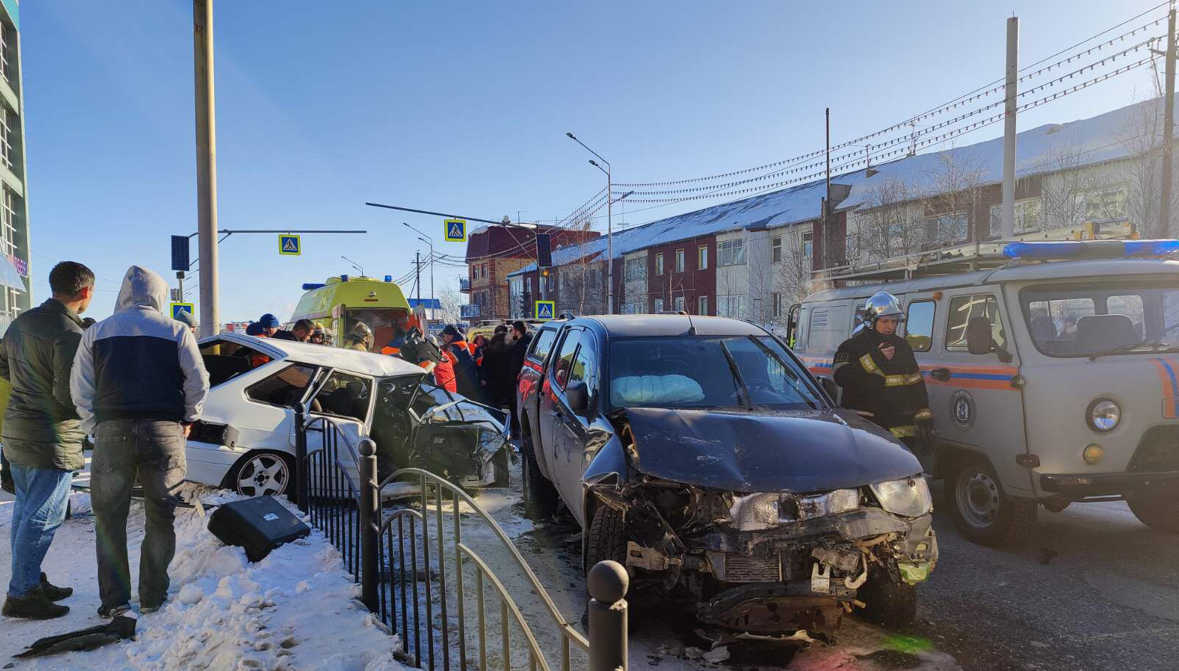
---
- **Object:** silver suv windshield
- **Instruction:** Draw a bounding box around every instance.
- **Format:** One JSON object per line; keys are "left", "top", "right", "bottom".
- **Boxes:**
{"left": 1020, "top": 280, "right": 1179, "bottom": 358}
{"left": 607, "top": 336, "right": 823, "bottom": 411}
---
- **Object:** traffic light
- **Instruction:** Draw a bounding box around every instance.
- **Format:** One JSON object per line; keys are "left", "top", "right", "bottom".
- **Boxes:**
{"left": 536, "top": 233, "right": 552, "bottom": 268}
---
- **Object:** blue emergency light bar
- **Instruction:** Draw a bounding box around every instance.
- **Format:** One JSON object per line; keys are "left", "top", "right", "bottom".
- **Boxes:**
{"left": 384, "top": 275, "right": 393, "bottom": 283}
{"left": 1002, "top": 239, "right": 1179, "bottom": 260}
{"left": 302, "top": 283, "right": 325, "bottom": 291}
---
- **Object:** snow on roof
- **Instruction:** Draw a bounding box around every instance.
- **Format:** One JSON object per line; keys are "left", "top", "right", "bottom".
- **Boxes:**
{"left": 512, "top": 96, "right": 1165, "bottom": 273}
{"left": 837, "top": 95, "right": 1168, "bottom": 211}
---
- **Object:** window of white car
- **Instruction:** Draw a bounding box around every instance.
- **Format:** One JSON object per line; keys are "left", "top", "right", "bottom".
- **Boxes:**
{"left": 312, "top": 371, "right": 373, "bottom": 423}
{"left": 200, "top": 339, "right": 275, "bottom": 387}
{"left": 246, "top": 363, "right": 317, "bottom": 408}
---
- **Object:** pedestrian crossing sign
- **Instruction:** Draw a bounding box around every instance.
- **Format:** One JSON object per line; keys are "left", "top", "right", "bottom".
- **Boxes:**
{"left": 535, "top": 300, "right": 555, "bottom": 320}
{"left": 443, "top": 219, "right": 467, "bottom": 242}
{"left": 170, "top": 302, "right": 195, "bottom": 321}
{"left": 279, "top": 234, "right": 301, "bottom": 256}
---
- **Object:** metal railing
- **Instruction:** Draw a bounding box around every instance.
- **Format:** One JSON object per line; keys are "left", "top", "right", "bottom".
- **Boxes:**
{"left": 292, "top": 411, "right": 629, "bottom": 671}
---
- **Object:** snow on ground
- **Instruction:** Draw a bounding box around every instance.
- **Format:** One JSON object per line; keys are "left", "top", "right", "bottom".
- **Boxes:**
{"left": 0, "top": 486, "right": 406, "bottom": 671}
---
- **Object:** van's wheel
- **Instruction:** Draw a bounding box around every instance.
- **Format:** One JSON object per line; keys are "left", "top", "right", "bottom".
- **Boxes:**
{"left": 945, "top": 456, "right": 1036, "bottom": 546}
{"left": 857, "top": 562, "right": 917, "bottom": 628}
{"left": 228, "top": 452, "right": 296, "bottom": 502}
{"left": 586, "top": 504, "right": 627, "bottom": 571}
{"left": 521, "top": 434, "right": 558, "bottom": 520}
{"left": 492, "top": 448, "right": 510, "bottom": 488}
{"left": 1127, "top": 493, "right": 1179, "bottom": 533}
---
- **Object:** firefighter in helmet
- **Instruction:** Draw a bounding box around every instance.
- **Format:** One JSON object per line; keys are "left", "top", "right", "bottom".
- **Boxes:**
{"left": 833, "top": 291, "right": 934, "bottom": 457}
{"left": 344, "top": 322, "right": 374, "bottom": 352}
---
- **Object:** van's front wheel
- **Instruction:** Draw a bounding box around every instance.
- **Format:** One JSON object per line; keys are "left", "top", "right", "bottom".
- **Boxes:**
{"left": 945, "top": 456, "right": 1036, "bottom": 546}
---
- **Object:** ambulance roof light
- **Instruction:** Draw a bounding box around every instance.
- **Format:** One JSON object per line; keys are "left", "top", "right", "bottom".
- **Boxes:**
{"left": 384, "top": 275, "right": 393, "bottom": 283}
{"left": 302, "top": 283, "right": 325, "bottom": 291}
{"left": 1002, "top": 240, "right": 1179, "bottom": 260}
{"left": 340, "top": 274, "right": 349, "bottom": 282}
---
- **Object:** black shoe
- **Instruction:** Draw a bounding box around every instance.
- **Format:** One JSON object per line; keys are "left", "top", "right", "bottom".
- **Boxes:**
{"left": 39, "top": 573, "right": 73, "bottom": 602}
{"left": 97, "top": 603, "right": 131, "bottom": 619}
{"left": 2, "top": 587, "right": 70, "bottom": 620}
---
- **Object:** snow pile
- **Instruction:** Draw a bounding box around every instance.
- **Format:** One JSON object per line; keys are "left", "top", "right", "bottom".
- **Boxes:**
{"left": 1, "top": 489, "right": 406, "bottom": 671}
{"left": 118, "top": 500, "right": 404, "bottom": 671}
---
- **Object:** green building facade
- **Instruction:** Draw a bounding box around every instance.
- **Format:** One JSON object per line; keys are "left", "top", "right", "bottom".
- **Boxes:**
{"left": 0, "top": 0, "right": 30, "bottom": 332}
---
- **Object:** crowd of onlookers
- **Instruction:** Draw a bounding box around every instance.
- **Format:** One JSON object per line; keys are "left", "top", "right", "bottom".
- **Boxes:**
{"left": 0, "top": 262, "right": 536, "bottom": 622}
{"left": 1, "top": 262, "right": 210, "bottom": 621}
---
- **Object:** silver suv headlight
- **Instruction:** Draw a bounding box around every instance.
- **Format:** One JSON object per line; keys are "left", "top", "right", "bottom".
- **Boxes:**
{"left": 1087, "top": 398, "right": 1120, "bottom": 432}
{"left": 870, "top": 476, "right": 932, "bottom": 518}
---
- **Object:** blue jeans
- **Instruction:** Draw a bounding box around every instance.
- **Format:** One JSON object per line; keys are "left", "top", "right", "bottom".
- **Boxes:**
{"left": 7, "top": 464, "right": 73, "bottom": 598}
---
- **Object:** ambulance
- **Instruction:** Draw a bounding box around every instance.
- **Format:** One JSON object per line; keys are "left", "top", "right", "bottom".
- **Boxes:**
{"left": 789, "top": 237, "right": 1179, "bottom": 546}
{"left": 289, "top": 275, "right": 415, "bottom": 352}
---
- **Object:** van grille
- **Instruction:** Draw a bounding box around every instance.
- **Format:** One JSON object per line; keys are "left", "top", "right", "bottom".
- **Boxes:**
{"left": 1129, "top": 426, "right": 1179, "bottom": 473}
{"left": 725, "top": 555, "right": 782, "bottom": 583}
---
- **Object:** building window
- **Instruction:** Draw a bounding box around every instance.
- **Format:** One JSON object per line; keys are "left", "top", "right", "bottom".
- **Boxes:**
{"left": 654, "top": 298, "right": 664, "bottom": 313}
{"left": 698, "top": 295, "right": 708, "bottom": 315}
{"left": 674, "top": 296, "right": 685, "bottom": 312}
{"left": 801, "top": 232, "right": 813, "bottom": 259}
{"left": 0, "top": 108, "right": 12, "bottom": 172}
{"left": 697, "top": 245, "right": 708, "bottom": 270}
{"left": 772, "top": 292, "right": 783, "bottom": 319}
{"left": 771, "top": 237, "right": 782, "bottom": 263}
{"left": 0, "top": 189, "right": 16, "bottom": 257}
{"left": 675, "top": 249, "right": 685, "bottom": 273}
{"left": 625, "top": 257, "right": 646, "bottom": 281}
{"left": 717, "top": 239, "right": 746, "bottom": 267}
{"left": 924, "top": 212, "right": 969, "bottom": 244}
{"left": 988, "top": 198, "right": 1043, "bottom": 237}
{"left": 0, "top": 22, "right": 10, "bottom": 85}
{"left": 655, "top": 253, "right": 664, "bottom": 275}
{"left": 482, "top": 263, "right": 488, "bottom": 279}
{"left": 717, "top": 295, "right": 745, "bottom": 318}
{"left": 1079, "top": 186, "right": 1129, "bottom": 225}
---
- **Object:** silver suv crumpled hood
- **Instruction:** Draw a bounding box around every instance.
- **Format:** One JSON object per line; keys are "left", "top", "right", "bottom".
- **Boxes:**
{"left": 623, "top": 407, "right": 921, "bottom": 493}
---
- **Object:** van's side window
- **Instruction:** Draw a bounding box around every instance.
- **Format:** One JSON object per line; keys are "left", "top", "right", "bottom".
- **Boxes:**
{"left": 946, "top": 294, "right": 1006, "bottom": 352}
{"left": 904, "top": 301, "right": 936, "bottom": 352}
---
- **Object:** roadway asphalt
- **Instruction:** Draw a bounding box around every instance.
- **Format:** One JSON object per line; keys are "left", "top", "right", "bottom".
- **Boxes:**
{"left": 913, "top": 482, "right": 1179, "bottom": 671}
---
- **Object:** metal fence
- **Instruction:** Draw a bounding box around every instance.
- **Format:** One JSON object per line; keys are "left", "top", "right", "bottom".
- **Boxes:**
{"left": 293, "top": 411, "right": 628, "bottom": 671}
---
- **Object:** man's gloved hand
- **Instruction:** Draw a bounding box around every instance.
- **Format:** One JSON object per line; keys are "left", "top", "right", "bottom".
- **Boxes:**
{"left": 916, "top": 416, "right": 935, "bottom": 446}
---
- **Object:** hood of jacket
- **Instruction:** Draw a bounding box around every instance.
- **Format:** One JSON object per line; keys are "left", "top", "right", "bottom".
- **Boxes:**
{"left": 114, "top": 265, "right": 168, "bottom": 313}
{"left": 623, "top": 407, "right": 921, "bottom": 493}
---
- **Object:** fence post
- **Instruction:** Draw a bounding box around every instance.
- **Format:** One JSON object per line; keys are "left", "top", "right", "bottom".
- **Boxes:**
{"left": 587, "top": 560, "right": 629, "bottom": 671}
{"left": 293, "top": 407, "right": 309, "bottom": 513}
{"left": 358, "top": 437, "right": 380, "bottom": 613}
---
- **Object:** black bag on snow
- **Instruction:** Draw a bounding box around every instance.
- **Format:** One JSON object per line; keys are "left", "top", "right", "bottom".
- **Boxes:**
{"left": 207, "top": 495, "right": 310, "bottom": 562}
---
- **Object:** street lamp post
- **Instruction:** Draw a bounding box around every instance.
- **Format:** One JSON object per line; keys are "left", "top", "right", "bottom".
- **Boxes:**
{"left": 567, "top": 132, "right": 614, "bottom": 315}
{"left": 402, "top": 222, "right": 435, "bottom": 306}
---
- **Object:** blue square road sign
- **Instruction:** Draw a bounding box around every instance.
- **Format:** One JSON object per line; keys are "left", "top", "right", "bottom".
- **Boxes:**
{"left": 170, "top": 302, "right": 195, "bottom": 321}
{"left": 535, "top": 300, "right": 555, "bottom": 320}
{"left": 443, "top": 219, "right": 467, "bottom": 242}
{"left": 279, "top": 234, "right": 301, "bottom": 256}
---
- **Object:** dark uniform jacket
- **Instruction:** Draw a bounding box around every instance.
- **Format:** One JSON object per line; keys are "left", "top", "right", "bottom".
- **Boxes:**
{"left": 0, "top": 299, "right": 87, "bottom": 471}
{"left": 832, "top": 327, "right": 932, "bottom": 440}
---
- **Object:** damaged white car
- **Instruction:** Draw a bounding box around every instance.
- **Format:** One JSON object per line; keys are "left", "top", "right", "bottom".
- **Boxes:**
{"left": 516, "top": 315, "right": 937, "bottom": 634}
{"left": 185, "top": 334, "right": 510, "bottom": 498}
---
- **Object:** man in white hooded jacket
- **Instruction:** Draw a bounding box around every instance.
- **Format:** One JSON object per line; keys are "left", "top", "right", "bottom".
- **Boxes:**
{"left": 70, "top": 265, "right": 209, "bottom": 617}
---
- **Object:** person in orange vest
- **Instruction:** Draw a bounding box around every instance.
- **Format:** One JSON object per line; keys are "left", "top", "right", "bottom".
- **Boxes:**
{"left": 441, "top": 325, "right": 481, "bottom": 401}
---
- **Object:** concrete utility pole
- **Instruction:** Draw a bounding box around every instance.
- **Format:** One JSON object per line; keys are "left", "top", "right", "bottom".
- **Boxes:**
{"left": 193, "top": 0, "right": 219, "bottom": 336}
{"left": 414, "top": 251, "right": 422, "bottom": 304}
{"left": 1001, "top": 16, "right": 1019, "bottom": 240}
{"left": 823, "top": 108, "right": 831, "bottom": 270}
{"left": 1161, "top": 5, "right": 1176, "bottom": 236}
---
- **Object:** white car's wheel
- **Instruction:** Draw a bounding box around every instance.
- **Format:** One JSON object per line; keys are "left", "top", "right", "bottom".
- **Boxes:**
{"left": 230, "top": 452, "right": 294, "bottom": 499}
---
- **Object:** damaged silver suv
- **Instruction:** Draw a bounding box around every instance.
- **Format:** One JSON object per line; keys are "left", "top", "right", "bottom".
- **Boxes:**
{"left": 517, "top": 315, "right": 937, "bottom": 634}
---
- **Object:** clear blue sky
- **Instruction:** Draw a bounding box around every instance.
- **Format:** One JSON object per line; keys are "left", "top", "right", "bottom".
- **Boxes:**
{"left": 21, "top": 0, "right": 1167, "bottom": 321}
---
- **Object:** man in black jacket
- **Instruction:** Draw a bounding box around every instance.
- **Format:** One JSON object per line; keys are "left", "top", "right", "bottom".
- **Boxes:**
{"left": 1, "top": 262, "right": 94, "bottom": 619}
{"left": 506, "top": 321, "right": 533, "bottom": 437}
{"left": 833, "top": 292, "right": 934, "bottom": 457}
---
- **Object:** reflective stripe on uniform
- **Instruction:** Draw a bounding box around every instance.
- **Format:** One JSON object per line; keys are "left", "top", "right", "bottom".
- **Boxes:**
{"left": 914, "top": 408, "right": 933, "bottom": 421}
{"left": 859, "top": 353, "right": 879, "bottom": 374}
{"left": 890, "top": 425, "right": 917, "bottom": 438}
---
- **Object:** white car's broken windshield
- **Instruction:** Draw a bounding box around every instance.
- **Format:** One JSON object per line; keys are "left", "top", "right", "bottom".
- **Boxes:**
{"left": 608, "top": 336, "right": 823, "bottom": 411}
